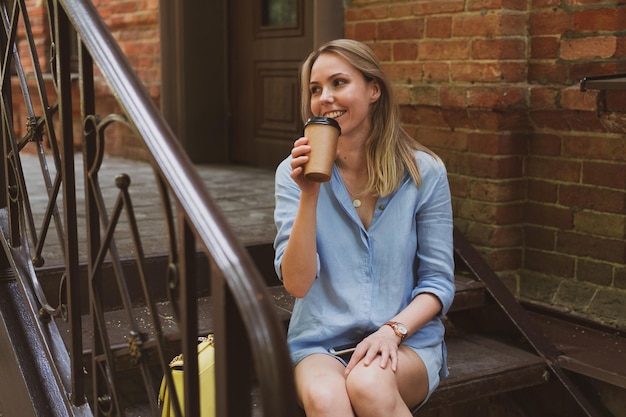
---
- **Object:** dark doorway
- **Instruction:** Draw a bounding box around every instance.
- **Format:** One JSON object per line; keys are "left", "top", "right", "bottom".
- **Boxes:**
{"left": 160, "top": 0, "right": 343, "bottom": 167}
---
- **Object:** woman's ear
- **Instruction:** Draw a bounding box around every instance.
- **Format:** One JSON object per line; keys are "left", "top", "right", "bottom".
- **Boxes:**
{"left": 369, "top": 80, "right": 381, "bottom": 103}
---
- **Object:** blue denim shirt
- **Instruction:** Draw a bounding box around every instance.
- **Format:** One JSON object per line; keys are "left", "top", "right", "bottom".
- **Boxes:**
{"left": 274, "top": 151, "right": 455, "bottom": 373}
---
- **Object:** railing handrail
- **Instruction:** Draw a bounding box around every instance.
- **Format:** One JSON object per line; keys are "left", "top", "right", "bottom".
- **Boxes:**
{"left": 59, "top": 0, "right": 297, "bottom": 413}
{"left": 1, "top": 0, "right": 296, "bottom": 415}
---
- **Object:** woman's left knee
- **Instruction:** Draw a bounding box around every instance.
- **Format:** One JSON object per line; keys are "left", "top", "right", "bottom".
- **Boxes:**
{"left": 345, "top": 361, "right": 395, "bottom": 405}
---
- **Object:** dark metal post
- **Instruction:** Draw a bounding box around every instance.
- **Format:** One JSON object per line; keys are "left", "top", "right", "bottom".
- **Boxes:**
{"left": 53, "top": 0, "right": 84, "bottom": 404}
{"left": 179, "top": 215, "right": 200, "bottom": 417}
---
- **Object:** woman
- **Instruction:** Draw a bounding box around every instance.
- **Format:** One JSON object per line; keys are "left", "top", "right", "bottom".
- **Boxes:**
{"left": 273, "top": 39, "right": 455, "bottom": 416}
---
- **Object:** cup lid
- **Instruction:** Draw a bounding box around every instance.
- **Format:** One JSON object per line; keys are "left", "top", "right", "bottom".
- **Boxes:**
{"left": 304, "top": 116, "right": 341, "bottom": 135}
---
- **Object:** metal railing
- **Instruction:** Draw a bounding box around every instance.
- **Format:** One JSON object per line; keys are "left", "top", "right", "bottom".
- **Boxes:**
{"left": 0, "top": 0, "right": 297, "bottom": 416}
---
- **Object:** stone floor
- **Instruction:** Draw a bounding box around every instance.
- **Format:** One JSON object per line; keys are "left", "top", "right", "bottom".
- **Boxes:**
{"left": 18, "top": 153, "right": 278, "bottom": 269}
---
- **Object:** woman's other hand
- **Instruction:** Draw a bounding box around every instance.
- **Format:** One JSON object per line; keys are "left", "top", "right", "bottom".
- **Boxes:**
{"left": 344, "top": 325, "right": 400, "bottom": 376}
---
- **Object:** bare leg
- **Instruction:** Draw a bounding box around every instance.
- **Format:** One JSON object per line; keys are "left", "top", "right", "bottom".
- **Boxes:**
{"left": 346, "top": 346, "right": 428, "bottom": 417}
{"left": 295, "top": 354, "right": 356, "bottom": 417}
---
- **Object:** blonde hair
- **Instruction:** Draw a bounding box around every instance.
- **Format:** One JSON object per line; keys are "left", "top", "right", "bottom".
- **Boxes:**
{"left": 300, "top": 39, "right": 440, "bottom": 196}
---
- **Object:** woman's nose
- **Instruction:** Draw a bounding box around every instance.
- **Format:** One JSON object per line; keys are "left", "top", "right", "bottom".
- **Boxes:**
{"left": 319, "top": 88, "right": 333, "bottom": 104}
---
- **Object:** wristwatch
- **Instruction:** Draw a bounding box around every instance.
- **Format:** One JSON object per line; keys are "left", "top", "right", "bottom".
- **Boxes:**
{"left": 385, "top": 321, "right": 408, "bottom": 341}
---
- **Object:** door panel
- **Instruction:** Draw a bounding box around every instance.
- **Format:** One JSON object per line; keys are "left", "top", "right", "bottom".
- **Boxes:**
{"left": 229, "top": 0, "right": 342, "bottom": 169}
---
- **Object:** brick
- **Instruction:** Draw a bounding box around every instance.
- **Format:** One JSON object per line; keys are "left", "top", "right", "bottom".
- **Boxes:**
{"left": 532, "top": 0, "right": 561, "bottom": 7}
{"left": 528, "top": 133, "right": 561, "bottom": 157}
{"left": 458, "top": 199, "right": 524, "bottom": 225}
{"left": 469, "top": 179, "right": 526, "bottom": 203}
{"left": 378, "top": 18, "right": 425, "bottom": 40}
{"left": 573, "top": 8, "right": 626, "bottom": 32}
{"left": 389, "top": 4, "right": 413, "bottom": 19}
{"left": 528, "top": 62, "right": 569, "bottom": 84}
{"left": 562, "top": 134, "right": 626, "bottom": 161}
{"left": 393, "top": 42, "right": 418, "bottom": 61}
{"left": 468, "top": 132, "right": 527, "bottom": 155}
{"left": 530, "top": 87, "right": 559, "bottom": 109}
{"left": 574, "top": 210, "right": 626, "bottom": 240}
{"left": 582, "top": 161, "right": 626, "bottom": 190}
{"left": 344, "top": 22, "right": 357, "bottom": 39}
{"left": 563, "top": 110, "right": 608, "bottom": 133}
{"left": 529, "top": 10, "right": 571, "bottom": 36}
{"left": 370, "top": 42, "right": 392, "bottom": 62}
{"left": 525, "top": 203, "right": 574, "bottom": 230}
{"left": 472, "top": 39, "right": 526, "bottom": 60}
{"left": 441, "top": 108, "right": 477, "bottom": 131}
{"left": 526, "top": 250, "right": 575, "bottom": 278}
{"left": 525, "top": 225, "right": 557, "bottom": 251}
{"left": 426, "top": 16, "right": 452, "bottom": 38}
{"left": 531, "top": 36, "right": 560, "bottom": 59}
{"left": 469, "top": 108, "right": 530, "bottom": 131}
{"left": 440, "top": 87, "right": 467, "bottom": 108}
{"left": 458, "top": 153, "right": 524, "bottom": 179}
{"left": 415, "top": 106, "right": 447, "bottom": 127}
{"left": 408, "top": 85, "right": 440, "bottom": 106}
{"left": 453, "top": 12, "right": 526, "bottom": 37}
{"left": 560, "top": 36, "right": 617, "bottom": 61}
{"left": 353, "top": 22, "right": 377, "bottom": 41}
{"left": 486, "top": 247, "right": 523, "bottom": 271}
{"left": 422, "top": 63, "right": 451, "bottom": 83}
{"left": 448, "top": 176, "right": 469, "bottom": 198}
{"left": 526, "top": 157, "right": 581, "bottom": 182}
{"left": 453, "top": 61, "right": 528, "bottom": 84}
{"left": 560, "top": 185, "right": 625, "bottom": 214}
{"left": 454, "top": 199, "right": 501, "bottom": 224}
{"left": 616, "top": 267, "right": 626, "bottom": 290}
{"left": 385, "top": 62, "right": 423, "bottom": 83}
{"left": 465, "top": 85, "right": 527, "bottom": 108}
{"left": 419, "top": 40, "right": 470, "bottom": 60}
{"left": 605, "top": 91, "right": 626, "bottom": 112}
{"left": 527, "top": 179, "right": 558, "bottom": 203}
{"left": 560, "top": 87, "right": 597, "bottom": 111}
{"left": 412, "top": 1, "right": 465, "bottom": 16}
{"left": 415, "top": 126, "right": 468, "bottom": 150}
{"left": 462, "top": 222, "right": 521, "bottom": 247}
{"left": 467, "top": 0, "right": 527, "bottom": 11}
{"left": 598, "top": 113, "right": 626, "bottom": 135}
{"left": 346, "top": 4, "right": 389, "bottom": 21}
{"left": 557, "top": 231, "right": 626, "bottom": 264}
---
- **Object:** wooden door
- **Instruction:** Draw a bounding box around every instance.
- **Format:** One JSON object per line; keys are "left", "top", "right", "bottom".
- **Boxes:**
{"left": 228, "top": 0, "right": 343, "bottom": 169}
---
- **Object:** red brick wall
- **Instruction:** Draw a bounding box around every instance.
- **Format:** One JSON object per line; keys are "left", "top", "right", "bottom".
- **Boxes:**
{"left": 346, "top": 0, "right": 626, "bottom": 328}
{"left": 14, "top": 0, "right": 160, "bottom": 159}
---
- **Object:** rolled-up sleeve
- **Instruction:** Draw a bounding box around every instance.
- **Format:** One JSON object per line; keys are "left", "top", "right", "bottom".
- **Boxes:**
{"left": 410, "top": 161, "right": 455, "bottom": 315}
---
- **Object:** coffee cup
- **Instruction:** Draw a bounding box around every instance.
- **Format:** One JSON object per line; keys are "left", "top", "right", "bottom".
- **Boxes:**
{"left": 303, "top": 116, "right": 341, "bottom": 182}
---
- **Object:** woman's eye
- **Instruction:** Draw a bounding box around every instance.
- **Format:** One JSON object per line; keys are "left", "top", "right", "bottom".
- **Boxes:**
{"left": 334, "top": 79, "right": 347, "bottom": 87}
{"left": 310, "top": 86, "right": 321, "bottom": 95}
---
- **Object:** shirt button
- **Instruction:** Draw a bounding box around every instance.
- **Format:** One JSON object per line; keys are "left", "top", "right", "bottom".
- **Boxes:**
{"left": 378, "top": 205, "right": 385, "bottom": 210}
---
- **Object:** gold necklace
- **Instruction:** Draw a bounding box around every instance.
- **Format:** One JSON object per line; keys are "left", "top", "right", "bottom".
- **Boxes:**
{"left": 343, "top": 179, "right": 364, "bottom": 208}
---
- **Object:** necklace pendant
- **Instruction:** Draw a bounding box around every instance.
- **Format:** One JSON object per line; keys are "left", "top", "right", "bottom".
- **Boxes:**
{"left": 352, "top": 199, "right": 362, "bottom": 208}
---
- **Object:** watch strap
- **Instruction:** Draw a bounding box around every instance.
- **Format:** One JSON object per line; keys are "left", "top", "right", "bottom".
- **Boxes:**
{"left": 385, "top": 321, "right": 407, "bottom": 341}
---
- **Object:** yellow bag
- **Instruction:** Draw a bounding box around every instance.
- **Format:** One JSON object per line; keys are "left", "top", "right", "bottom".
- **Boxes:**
{"left": 158, "top": 335, "right": 215, "bottom": 417}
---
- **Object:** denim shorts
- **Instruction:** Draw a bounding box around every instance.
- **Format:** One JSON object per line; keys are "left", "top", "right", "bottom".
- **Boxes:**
{"left": 409, "top": 342, "right": 444, "bottom": 409}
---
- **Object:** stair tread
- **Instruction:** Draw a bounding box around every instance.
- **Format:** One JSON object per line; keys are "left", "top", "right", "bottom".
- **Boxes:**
{"left": 57, "top": 274, "right": 486, "bottom": 356}
{"left": 529, "top": 310, "right": 626, "bottom": 389}
{"left": 424, "top": 333, "right": 547, "bottom": 410}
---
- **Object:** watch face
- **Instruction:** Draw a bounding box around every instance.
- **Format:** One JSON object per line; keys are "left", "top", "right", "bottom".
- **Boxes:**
{"left": 397, "top": 323, "right": 408, "bottom": 335}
